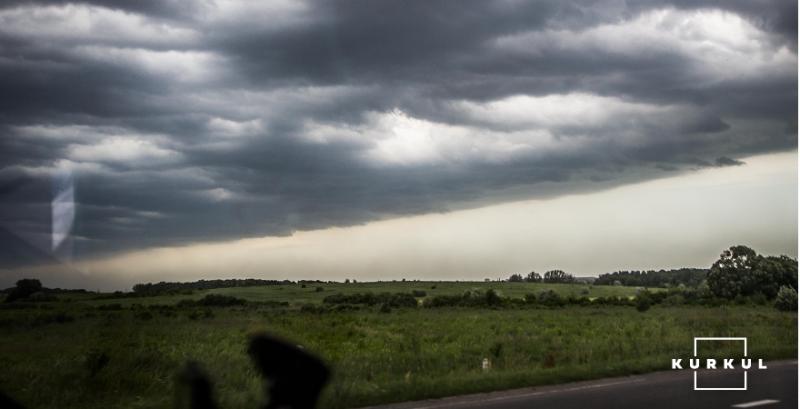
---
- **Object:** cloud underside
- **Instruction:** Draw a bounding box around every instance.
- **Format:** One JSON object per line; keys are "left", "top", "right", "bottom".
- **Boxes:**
{"left": 0, "top": 0, "right": 796, "bottom": 263}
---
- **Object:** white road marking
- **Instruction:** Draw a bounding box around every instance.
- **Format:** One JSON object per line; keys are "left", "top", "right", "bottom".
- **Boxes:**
{"left": 732, "top": 399, "right": 780, "bottom": 408}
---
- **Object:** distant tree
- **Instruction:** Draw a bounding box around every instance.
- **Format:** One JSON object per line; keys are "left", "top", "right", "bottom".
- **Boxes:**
{"left": 5, "top": 278, "right": 43, "bottom": 303}
{"left": 595, "top": 268, "right": 707, "bottom": 287}
{"left": 344, "top": 279, "right": 350, "bottom": 284}
{"left": 543, "top": 270, "right": 575, "bottom": 283}
{"left": 707, "top": 245, "right": 797, "bottom": 299}
{"left": 508, "top": 273, "right": 524, "bottom": 283}
{"left": 525, "top": 272, "right": 542, "bottom": 283}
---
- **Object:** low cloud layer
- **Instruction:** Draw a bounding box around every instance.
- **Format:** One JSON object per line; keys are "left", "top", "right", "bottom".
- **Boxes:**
{"left": 0, "top": 0, "right": 796, "bottom": 266}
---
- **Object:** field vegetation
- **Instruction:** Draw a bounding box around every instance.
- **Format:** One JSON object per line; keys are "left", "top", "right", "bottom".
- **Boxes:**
{"left": 0, "top": 245, "right": 796, "bottom": 408}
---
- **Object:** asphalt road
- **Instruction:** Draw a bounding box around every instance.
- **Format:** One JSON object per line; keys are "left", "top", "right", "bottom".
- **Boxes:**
{"left": 361, "top": 360, "right": 797, "bottom": 409}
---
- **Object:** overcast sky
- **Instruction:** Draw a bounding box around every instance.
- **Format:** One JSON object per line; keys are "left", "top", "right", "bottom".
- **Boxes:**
{"left": 0, "top": 1, "right": 797, "bottom": 289}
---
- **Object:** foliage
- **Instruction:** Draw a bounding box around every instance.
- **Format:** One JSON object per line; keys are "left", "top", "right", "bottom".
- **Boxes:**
{"left": 509, "top": 270, "right": 574, "bottom": 283}
{"left": 508, "top": 274, "right": 524, "bottom": 282}
{"left": 323, "top": 292, "right": 417, "bottom": 308}
{"left": 542, "top": 270, "right": 575, "bottom": 283}
{"left": 525, "top": 272, "right": 542, "bottom": 283}
{"left": 0, "top": 303, "right": 795, "bottom": 409}
{"left": 424, "top": 289, "right": 507, "bottom": 308}
{"left": 178, "top": 294, "right": 247, "bottom": 307}
{"left": 535, "top": 290, "right": 566, "bottom": 307}
{"left": 635, "top": 292, "right": 652, "bottom": 312}
{"left": 4, "top": 279, "right": 43, "bottom": 303}
{"left": 595, "top": 268, "right": 707, "bottom": 287}
{"left": 775, "top": 286, "right": 798, "bottom": 312}
{"left": 132, "top": 279, "right": 293, "bottom": 296}
{"left": 707, "top": 246, "right": 797, "bottom": 299}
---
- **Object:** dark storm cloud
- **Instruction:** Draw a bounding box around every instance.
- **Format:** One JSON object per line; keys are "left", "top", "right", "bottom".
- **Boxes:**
{"left": 0, "top": 0, "right": 795, "bottom": 265}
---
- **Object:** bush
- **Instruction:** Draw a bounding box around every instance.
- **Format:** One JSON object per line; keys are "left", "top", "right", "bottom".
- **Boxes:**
{"left": 5, "top": 279, "right": 43, "bottom": 303}
{"left": 179, "top": 294, "right": 247, "bottom": 307}
{"left": 537, "top": 290, "right": 565, "bottom": 307}
{"left": 661, "top": 294, "right": 685, "bottom": 306}
{"left": 775, "top": 286, "right": 798, "bottom": 311}
{"left": 636, "top": 296, "right": 651, "bottom": 312}
{"left": 485, "top": 289, "right": 502, "bottom": 306}
{"left": 323, "top": 292, "right": 417, "bottom": 308}
{"left": 411, "top": 290, "right": 427, "bottom": 297}
{"left": 424, "top": 289, "right": 507, "bottom": 308}
{"left": 315, "top": 287, "right": 324, "bottom": 292}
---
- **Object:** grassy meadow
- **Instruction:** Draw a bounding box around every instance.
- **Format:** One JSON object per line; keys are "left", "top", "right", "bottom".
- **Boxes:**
{"left": 0, "top": 282, "right": 796, "bottom": 409}
{"left": 63, "top": 280, "right": 642, "bottom": 307}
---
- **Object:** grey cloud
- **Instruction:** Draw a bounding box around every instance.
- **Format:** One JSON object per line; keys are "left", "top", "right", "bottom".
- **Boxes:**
{"left": 714, "top": 156, "right": 746, "bottom": 167}
{"left": 0, "top": 0, "right": 795, "bottom": 266}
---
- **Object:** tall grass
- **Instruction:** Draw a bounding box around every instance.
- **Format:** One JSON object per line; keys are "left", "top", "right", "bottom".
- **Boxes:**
{"left": 0, "top": 301, "right": 795, "bottom": 408}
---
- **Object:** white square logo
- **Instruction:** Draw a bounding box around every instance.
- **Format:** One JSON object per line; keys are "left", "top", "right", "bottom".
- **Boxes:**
{"left": 693, "top": 337, "right": 747, "bottom": 391}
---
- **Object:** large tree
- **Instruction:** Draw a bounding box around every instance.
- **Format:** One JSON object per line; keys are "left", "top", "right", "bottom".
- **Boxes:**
{"left": 4, "top": 278, "right": 43, "bottom": 303}
{"left": 707, "top": 246, "right": 797, "bottom": 299}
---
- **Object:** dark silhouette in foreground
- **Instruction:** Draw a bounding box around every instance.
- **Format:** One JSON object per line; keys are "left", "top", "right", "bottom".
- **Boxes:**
{"left": 176, "top": 333, "right": 330, "bottom": 409}
{"left": 248, "top": 335, "right": 331, "bottom": 409}
{"left": 176, "top": 361, "right": 220, "bottom": 409}
{"left": 0, "top": 333, "right": 330, "bottom": 409}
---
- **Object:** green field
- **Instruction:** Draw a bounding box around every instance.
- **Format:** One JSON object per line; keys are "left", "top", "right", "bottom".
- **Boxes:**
{"left": 0, "top": 283, "right": 795, "bottom": 409}
{"left": 77, "top": 281, "right": 645, "bottom": 307}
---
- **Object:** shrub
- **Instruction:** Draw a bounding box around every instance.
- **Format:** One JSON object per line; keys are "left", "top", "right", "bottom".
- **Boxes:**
{"left": 315, "top": 287, "right": 324, "bottom": 292}
{"left": 411, "top": 290, "right": 427, "bottom": 297}
{"left": 636, "top": 296, "right": 651, "bottom": 312}
{"left": 661, "top": 294, "right": 685, "bottom": 306}
{"left": 485, "top": 289, "right": 502, "bottom": 306}
{"left": 5, "top": 279, "right": 43, "bottom": 303}
{"left": 775, "top": 286, "right": 798, "bottom": 311}
{"left": 537, "top": 290, "right": 565, "bottom": 307}
{"left": 300, "top": 303, "right": 320, "bottom": 313}
{"left": 323, "top": 292, "right": 418, "bottom": 308}
{"left": 191, "top": 294, "right": 247, "bottom": 307}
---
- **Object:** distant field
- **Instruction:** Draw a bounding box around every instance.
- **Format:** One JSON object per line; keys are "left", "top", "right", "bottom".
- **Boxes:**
{"left": 0, "top": 283, "right": 795, "bottom": 409}
{"left": 78, "top": 281, "right": 646, "bottom": 307}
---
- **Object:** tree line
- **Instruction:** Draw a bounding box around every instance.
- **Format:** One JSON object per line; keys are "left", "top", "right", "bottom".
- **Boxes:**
{"left": 507, "top": 270, "right": 576, "bottom": 283}
{"left": 594, "top": 268, "right": 708, "bottom": 287}
{"left": 131, "top": 279, "right": 295, "bottom": 295}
